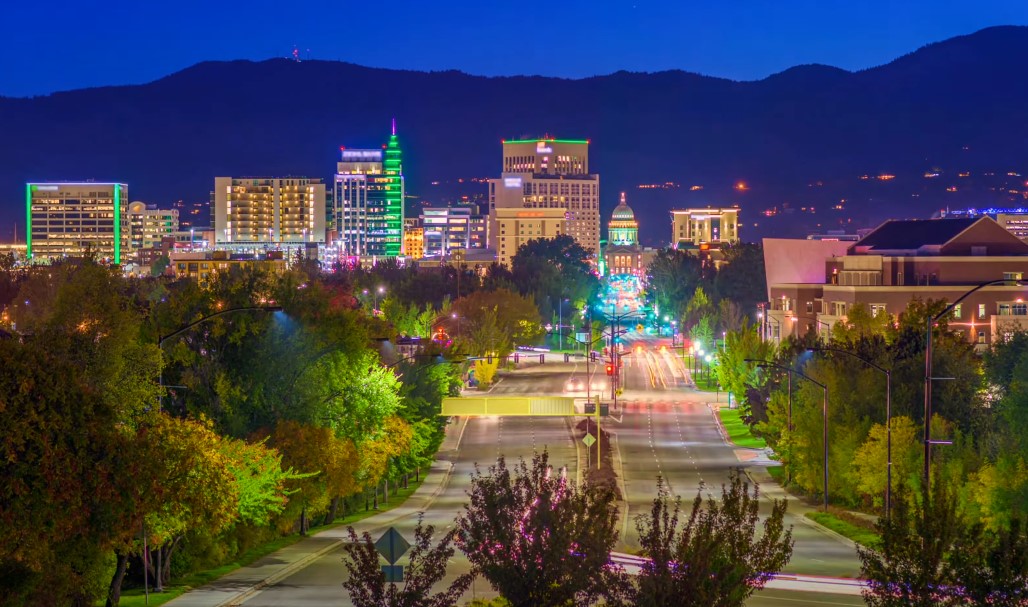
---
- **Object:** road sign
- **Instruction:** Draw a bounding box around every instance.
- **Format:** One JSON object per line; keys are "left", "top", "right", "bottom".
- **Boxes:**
{"left": 584, "top": 403, "right": 610, "bottom": 416}
{"left": 382, "top": 565, "right": 404, "bottom": 582}
{"left": 582, "top": 433, "right": 596, "bottom": 447}
{"left": 374, "top": 527, "right": 411, "bottom": 565}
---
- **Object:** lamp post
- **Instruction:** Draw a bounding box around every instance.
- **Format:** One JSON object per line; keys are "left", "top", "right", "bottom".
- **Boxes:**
{"left": 923, "top": 278, "right": 1024, "bottom": 488}
{"left": 375, "top": 286, "right": 385, "bottom": 314}
{"left": 747, "top": 358, "right": 830, "bottom": 511}
{"left": 812, "top": 346, "right": 892, "bottom": 517}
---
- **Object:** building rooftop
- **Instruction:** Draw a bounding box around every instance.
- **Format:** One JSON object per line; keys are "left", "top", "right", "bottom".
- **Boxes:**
{"left": 611, "top": 192, "right": 635, "bottom": 222}
{"left": 854, "top": 218, "right": 977, "bottom": 251}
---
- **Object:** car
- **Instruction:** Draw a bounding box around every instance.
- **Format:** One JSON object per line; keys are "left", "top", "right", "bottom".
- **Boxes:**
{"left": 564, "top": 376, "right": 585, "bottom": 392}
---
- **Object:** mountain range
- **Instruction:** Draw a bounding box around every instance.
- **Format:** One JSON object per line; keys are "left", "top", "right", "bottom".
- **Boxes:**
{"left": 3, "top": 26, "right": 1028, "bottom": 244}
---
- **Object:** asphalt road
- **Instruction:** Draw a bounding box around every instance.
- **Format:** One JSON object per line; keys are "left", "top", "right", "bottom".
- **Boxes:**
{"left": 237, "top": 342, "right": 862, "bottom": 606}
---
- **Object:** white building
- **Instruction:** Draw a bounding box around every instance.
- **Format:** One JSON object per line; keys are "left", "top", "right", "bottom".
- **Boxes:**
{"left": 128, "top": 201, "right": 179, "bottom": 250}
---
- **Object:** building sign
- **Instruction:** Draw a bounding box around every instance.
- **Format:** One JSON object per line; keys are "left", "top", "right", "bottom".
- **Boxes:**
{"left": 504, "top": 177, "right": 523, "bottom": 188}
{"left": 341, "top": 150, "right": 383, "bottom": 161}
{"left": 536, "top": 141, "right": 553, "bottom": 154}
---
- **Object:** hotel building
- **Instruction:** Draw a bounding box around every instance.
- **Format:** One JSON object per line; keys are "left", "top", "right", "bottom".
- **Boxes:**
{"left": 27, "top": 182, "right": 129, "bottom": 263}
{"left": 213, "top": 177, "right": 326, "bottom": 246}
{"left": 488, "top": 138, "right": 599, "bottom": 257}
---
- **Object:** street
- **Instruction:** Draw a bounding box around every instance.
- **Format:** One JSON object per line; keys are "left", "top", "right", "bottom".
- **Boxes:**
{"left": 203, "top": 337, "right": 863, "bottom": 606}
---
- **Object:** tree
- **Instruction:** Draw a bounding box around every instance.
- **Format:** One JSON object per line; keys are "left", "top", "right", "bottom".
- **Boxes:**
{"left": 846, "top": 416, "right": 922, "bottom": 511}
{"left": 456, "top": 452, "right": 627, "bottom": 607}
{"left": 646, "top": 248, "right": 703, "bottom": 320}
{"left": 342, "top": 516, "right": 475, "bottom": 607}
{"left": 713, "top": 242, "right": 766, "bottom": 317}
{"left": 631, "top": 470, "right": 793, "bottom": 607}
{"left": 511, "top": 235, "right": 600, "bottom": 318}
{"left": 830, "top": 302, "right": 893, "bottom": 345}
{"left": 449, "top": 288, "right": 542, "bottom": 357}
{"left": 472, "top": 357, "right": 499, "bottom": 388}
{"left": 858, "top": 479, "right": 964, "bottom": 607}
{"left": 713, "top": 324, "right": 774, "bottom": 418}
{"left": 949, "top": 517, "right": 1028, "bottom": 606}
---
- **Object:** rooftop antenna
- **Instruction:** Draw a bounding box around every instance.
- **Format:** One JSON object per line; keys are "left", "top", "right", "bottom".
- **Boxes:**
{"left": 292, "top": 46, "right": 301, "bottom": 62}
{"left": 392, "top": 117, "right": 396, "bottom": 136}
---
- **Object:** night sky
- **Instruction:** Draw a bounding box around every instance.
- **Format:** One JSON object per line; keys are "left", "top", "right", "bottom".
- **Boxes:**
{"left": 4, "top": 1, "right": 1028, "bottom": 97}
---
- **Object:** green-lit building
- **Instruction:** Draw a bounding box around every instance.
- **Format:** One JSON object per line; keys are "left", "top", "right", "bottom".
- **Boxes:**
{"left": 334, "top": 122, "right": 405, "bottom": 258}
{"left": 26, "top": 182, "right": 129, "bottom": 264}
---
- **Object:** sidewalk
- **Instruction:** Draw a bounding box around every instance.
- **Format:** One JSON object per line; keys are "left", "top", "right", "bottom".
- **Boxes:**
{"left": 166, "top": 417, "right": 468, "bottom": 607}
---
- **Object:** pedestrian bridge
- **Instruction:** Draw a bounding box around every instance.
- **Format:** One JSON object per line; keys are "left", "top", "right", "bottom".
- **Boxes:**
{"left": 441, "top": 396, "right": 576, "bottom": 416}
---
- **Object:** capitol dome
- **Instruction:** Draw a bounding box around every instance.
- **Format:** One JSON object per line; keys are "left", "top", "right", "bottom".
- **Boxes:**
{"left": 611, "top": 193, "right": 635, "bottom": 222}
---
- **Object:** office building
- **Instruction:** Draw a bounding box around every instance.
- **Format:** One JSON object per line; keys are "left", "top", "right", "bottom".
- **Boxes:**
{"left": 213, "top": 177, "right": 326, "bottom": 245}
{"left": 334, "top": 123, "right": 405, "bottom": 257}
{"left": 763, "top": 217, "right": 1028, "bottom": 347}
{"left": 997, "top": 213, "right": 1028, "bottom": 241}
{"left": 27, "top": 182, "right": 129, "bottom": 263}
{"left": 488, "top": 138, "right": 599, "bottom": 256}
{"left": 170, "top": 250, "right": 288, "bottom": 284}
{"left": 128, "top": 201, "right": 179, "bottom": 250}
{"left": 494, "top": 207, "right": 566, "bottom": 267}
{"left": 420, "top": 205, "right": 488, "bottom": 257}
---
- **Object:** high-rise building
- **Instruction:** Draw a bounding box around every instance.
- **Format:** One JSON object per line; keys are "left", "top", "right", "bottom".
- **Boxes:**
{"left": 128, "top": 201, "right": 179, "bottom": 250}
{"left": 213, "top": 177, "right": 326, "bottom": 245}
{"left": 27, "top": 182, "right": 129, "bottom": 263}
{"left": 334, "top": 122, "right": 405, "bottom": 257}
{"left": 494, "top": 207, "right": 566, "bottom": 267}
{"left": 488, "top": 138, "right": 599, "bottom": 257}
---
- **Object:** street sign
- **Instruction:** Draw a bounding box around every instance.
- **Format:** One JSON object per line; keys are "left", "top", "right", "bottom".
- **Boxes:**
{"left": 374, "top": 527, "right": 411, "bottom": 565}
{"left": 382, "top": 565, "right": 404, "bottom": 582}
{"left": 584, "top": 404, "right": 610, "bottom": 416}
{"left": 582, "top": 433, "right": 596, "bottom": 447}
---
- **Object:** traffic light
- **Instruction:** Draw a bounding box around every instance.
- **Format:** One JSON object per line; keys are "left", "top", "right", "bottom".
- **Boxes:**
{"left": 605, "top": 364, "right": 614, "bottom": 376}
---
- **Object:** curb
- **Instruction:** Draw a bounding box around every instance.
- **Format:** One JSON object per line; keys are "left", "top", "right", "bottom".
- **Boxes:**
{"left": 218, "top": 538, "right": 344, "bottom": 607}
{"left": 742, "top": 467, "right": 857, "bottom": 550}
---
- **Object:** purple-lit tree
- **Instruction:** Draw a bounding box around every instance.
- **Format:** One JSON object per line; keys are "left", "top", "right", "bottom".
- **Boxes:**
{"left": 456, "top": 451, "right": 628, "bottom": 607}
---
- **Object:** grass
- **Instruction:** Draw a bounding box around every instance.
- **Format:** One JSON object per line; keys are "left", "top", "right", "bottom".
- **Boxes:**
{"left": 718, "top": 407, "right": 767, "bottom": 449}
{"left": 806, "top": 511, "right": 880, "bottom": 547}
{"left": 106, "top": 478, "right": 424, "bottom": 607}
{"left": 693, "top": 375, "right": 722, "bottom": 392}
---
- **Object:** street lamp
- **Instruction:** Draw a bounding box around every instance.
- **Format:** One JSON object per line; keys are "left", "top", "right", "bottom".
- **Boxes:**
{"left": 923, "top": 278, "right": 1024, "bottom": 487}
{"left": 375, "top": 286, "right": 385, "bottom": 313}
{"left": 812, "top": 346, "right": 892, "bottom": 517}
{"left": 704, "top": 354, "right": 712, "bottom": 383}
{"left": 747, "top": 358, "right": 830, "bottom": 511}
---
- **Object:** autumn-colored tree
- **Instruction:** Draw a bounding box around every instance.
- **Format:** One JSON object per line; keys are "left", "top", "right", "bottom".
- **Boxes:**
{"left": 449, "top": 288, "right": 542, "bottom": 357}
{"left": 846, "top": 416, "right": 922, "bottom": 511}
{"left": 342, "top": 516, "right": 475, "bottom": 607}
{"left": 472, "top": 357, "right": 499, "bottom": 388}
{"left": 270, "top": 420, "right": 360, "bottom": 535}
{"left": 632, "top": 471, "right": 793, "bottom": 607}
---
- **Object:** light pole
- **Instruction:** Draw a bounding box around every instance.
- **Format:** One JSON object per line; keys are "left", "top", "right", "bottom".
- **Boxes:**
{"left": 747, "top": 358, "right": 830, "bottom": 511}
{"left": 923, "top": 278, "right": 1024, "bottom": 488}
{"left": 375, "top": 286, "right": 385, "bottom": 314}
{"left": 451, "top": 313, "right": 460, "bottom": 342}
{"left": 812, "top": 346, "right": 892, "bottom": 517}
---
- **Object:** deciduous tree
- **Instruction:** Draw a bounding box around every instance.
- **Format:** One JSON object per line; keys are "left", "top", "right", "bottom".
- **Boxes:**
{"left": 456, "top": 452, "right": 627, "bottom": 607}
{"left": 632, "top": 470, "right": 793, "bottom": 607}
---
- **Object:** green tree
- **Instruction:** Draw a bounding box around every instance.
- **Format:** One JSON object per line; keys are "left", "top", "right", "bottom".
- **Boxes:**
{"left": 846, "top": 416, "right": 922, "bottom": 511}
{"left": 632, "top": 470, "right": 793, "bottom": 607}
{"left": 858, "top": 478, "right": 964, "bottom": 607}
{"left": 713, "top": 242, "right": 766, "bottom": 317}
{"left": 456, "top": 452, "right": 627, "bottom": 607}
{"left": 713, "top": 324, "right": 775, "bottom": 418}
{"left": 646, "top": 248, "right": 703, "bottom": 320}
{"left": 342, "top": 516, "right": 475, "bottom": 607}
{"left": 511, "top": 235, "right": 600, "bottom": 319}
{"left": 829, "top": 302, "right": 893, "bottom": 345}
{"left": 450, "top": 288, "right": 542, "bottom": 357}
